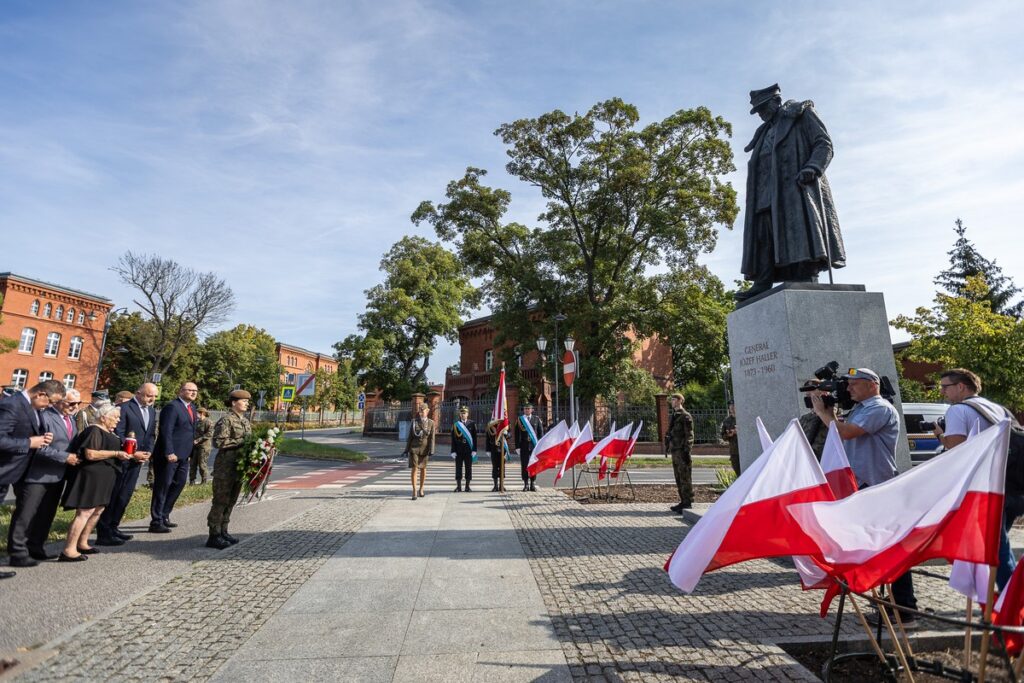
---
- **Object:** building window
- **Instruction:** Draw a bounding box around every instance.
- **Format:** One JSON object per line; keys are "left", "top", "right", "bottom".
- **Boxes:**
{"left": 68, "top": 336, "right": 84, "bottom": 360}
{"left": 77, "top": 311, "right": 85, "bottom": 324}
{"left": 63, "top": 374, "right": 76, "bottom": 389}
{"left": 11, "top": 369, "right": 28, "bottom": 389}
{"left": 44, "top": 331, "right": 61, "bottom": 357}
{"left": 67, "top": 307, "right": 76, "bottom": 323}
{"left": 43, "top": 303, "right": 52, "bottom": 318}
{"left": 18, "top": 327, "right": 36, "bottom": 353}
{"left": 306, "top": 363, "right": 313, "bottom": 372}
{"left": 55, "top": 305, "right": 64, "bottom": 320}
{"left": 30, "top": 300, "right": 40, "bottom": 315}
{"left": 484, "top": 349, "right": 493, "bottom": 371}
{"left": 39, "top": 371, "right": 53, "bottom": 382}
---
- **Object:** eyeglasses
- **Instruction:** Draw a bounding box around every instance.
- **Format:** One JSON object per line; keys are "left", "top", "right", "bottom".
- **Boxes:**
{"left": 65, "top": 401, "right": 82, "bottom": 406}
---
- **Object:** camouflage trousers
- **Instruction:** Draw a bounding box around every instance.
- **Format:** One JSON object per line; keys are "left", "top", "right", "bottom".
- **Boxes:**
{"left": 190, "top": 448, "right": 211, "bottom": 483}
{"left": 671, "top": 449, "right": 692, "bottom": 505}
{"left": 207, "top": 449, "right": 243, "bottom": 535}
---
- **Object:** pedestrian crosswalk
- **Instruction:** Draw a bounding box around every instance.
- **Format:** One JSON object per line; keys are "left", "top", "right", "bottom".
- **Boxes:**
{"left": 267, "top": 462, "right": 401, "bottom": 490}
{"left": 361, "top": 460, "right": 468, "bottom": 492}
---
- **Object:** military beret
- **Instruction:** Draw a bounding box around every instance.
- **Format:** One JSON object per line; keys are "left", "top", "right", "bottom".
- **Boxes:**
{"left": 92, "top": 390, "right": 109, "bottom": 400}
{"left": 229, "top": 389, "right": 251, "bottom": 401}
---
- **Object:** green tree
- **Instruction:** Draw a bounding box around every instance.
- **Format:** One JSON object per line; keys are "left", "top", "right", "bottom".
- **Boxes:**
{"left": 195, "top": 324, "right": 280, "bottom": 409}
{"left": 412, "top": 98, "right": 738, "bottom": 400}
{"left": 893, "top": 275, "right": 1024, "bottom": 410}
{"left": 336, "top": 236, "right": 479, "bottom": 400}
{"left": 935, "top": 219, "right": 1022, "bottom": 317}
{"left": 655, "top": 266, "right": 733, "bottom": 386}
{"left": 0, "top": 294, "right": 18, "bottom": 355}
{"left": 311, "top": 363, "right": 359, "bottom": 412}
{"left": 99, "top": 312, "right": 201, "bottom": 396}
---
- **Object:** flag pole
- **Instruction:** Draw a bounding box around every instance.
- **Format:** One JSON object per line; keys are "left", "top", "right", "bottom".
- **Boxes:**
{"left": 979, "top": 568, "right": 998, "bottom": 683}
{"left": 872, "top": 588, "right": 915, "bottom": 682}
{"left": 847, "top": 592, "right": 891, "bottom": 667}
{"left": 963, "top": 597, "right": 974, "bottom": 669}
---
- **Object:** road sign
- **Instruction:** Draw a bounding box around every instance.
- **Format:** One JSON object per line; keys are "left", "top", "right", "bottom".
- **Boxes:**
{"left": 296, "top": 373, "right": 316, "bottom": 397}
{"left": 280, "top": 385, "right": 296, "bottom": 403}
{"left": 151, "top": 372, "right": 162, "bottom": 383}
{"left": 562, "top": 350, "right": 577, "bottom": 387}
{"left": 357, "top": 391, "right": 366, "bottom": 410}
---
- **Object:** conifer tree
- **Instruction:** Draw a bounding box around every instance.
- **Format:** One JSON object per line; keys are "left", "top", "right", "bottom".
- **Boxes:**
{"left": 934, "top": 218, "right": 1022, "bottom": 317}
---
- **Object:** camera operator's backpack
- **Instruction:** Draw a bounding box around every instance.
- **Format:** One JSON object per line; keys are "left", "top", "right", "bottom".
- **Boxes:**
{"left": 961, "top": 397, "right": 1024, "bottom": 496}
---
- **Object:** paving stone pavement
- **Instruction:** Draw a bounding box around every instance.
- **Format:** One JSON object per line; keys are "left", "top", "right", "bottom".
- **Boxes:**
{"left": 503, "top": 491, "right": 968, "bottom": 682}
{"left": 16, "top": 494, "right": 384, "bottom": 683}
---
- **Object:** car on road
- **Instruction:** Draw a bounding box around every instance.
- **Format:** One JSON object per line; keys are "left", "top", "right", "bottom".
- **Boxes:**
{"left": 902, "top": 402, "right": 949, "bottom": 464}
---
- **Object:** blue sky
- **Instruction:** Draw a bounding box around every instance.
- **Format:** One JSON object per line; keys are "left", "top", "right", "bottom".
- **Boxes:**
{"left": 2, "top": 1, "right": 1022, "bottom": 384}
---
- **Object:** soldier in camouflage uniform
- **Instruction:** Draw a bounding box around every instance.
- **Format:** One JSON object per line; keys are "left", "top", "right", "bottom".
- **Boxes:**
{"left": 666, "top": 392, "right": 694, "bottom": 512}
{"left": 190, "top": 407, "right": 214, "bottom": 484}
{"left": 205, "top": 390, "right": 252, "bottom": 550}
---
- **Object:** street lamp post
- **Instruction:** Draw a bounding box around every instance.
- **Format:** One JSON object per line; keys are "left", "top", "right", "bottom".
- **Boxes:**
{"left": 91, "top": 306, "right": 127, "bottom": 391}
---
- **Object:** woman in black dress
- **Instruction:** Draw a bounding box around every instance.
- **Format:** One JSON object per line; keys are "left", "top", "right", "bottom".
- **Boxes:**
{"left": 61, "top": 404, "right": 130, "bottom": 562}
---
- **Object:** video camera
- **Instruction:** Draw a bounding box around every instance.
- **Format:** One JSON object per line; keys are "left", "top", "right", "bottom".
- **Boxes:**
{"left": 919, "top": 417, "right": 946, "bottom": 432}
{"left": 799, "top": 360, "right": 897, "bottom": 411}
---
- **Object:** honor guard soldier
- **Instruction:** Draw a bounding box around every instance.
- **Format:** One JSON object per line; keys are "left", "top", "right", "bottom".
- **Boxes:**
{"left": 450, "top": 406, "right": 477, "bottom": 492}
{"left": 190, "top": 407, "right": 214, "bottom": 485}
{"left": 205, "top": 390, "right": 252, "bottom": 549}
{"left": 666, "top": 392, "right": 694, "bottom": 512}
{"left": 405, "top": 403, "right": 435, "bottom": 500}
{"left": 486, "top": 419, "right": 504, "bottom": 492}
{"left": 515, "top": 403, "right": 544, "bottom": 491}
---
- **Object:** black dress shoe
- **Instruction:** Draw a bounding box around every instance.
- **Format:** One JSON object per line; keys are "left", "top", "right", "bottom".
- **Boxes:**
{"left": 164, "top": 521, "right": 178, "bottom": 528}
{"left": 114, "top": 530, "right": 134, "bottom": 541}
{"left": 529, "top": 482, "right": 538, "bottom": 491}
{"left": 206, "top": 534, "right": 231, "bottom": 550}
{"left": 95, "top": 536, "right": 126, "bottom": 547}
{"left": 522, "top": 483, "right": 530, "bottom": 491}
{"left": 454, "top": 484, "right": 462, "bottom": 492}
{"left": 9, "top": 556, "right": 39, "bottom": 568}
{"left": 28, "top": 550, "right": 58, "bottom": 561}
{"left": 57, "top": 553, "right": 87, "bottom": 562}
{"left": 491, "top": 483, "right": 499, "bottom": 492}
{"left": 149, "top": 524, "right": 172, "bottom": 534}
{"left": 77, "top": 547, "right": 99, "bottom": 555}
{"left": 464, "top": 484, "right": 472, "bottom": 492}
{"left": 670, "top": 503, "right": 683, "bottom": 512}
{"left": 0, "top": 570, "right": 15, "bottom": 578}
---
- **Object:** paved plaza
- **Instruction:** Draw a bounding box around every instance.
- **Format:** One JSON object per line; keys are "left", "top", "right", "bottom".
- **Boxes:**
{"left": 1, "top": 453, "right": 993, "bottom": 682}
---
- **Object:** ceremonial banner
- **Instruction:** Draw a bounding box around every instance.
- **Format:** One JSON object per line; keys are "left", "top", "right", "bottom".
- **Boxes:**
{"left": 491, "top": 368, "right": 509, "bottom": 437}
{"left": 788, "top": 420, "right": 1010, "bottom": 595}
{"left": 666, "top": 419, "right": 834, "bottom": 593}
{"left": 527, "top": 421, "right": 572, "bottom": 476}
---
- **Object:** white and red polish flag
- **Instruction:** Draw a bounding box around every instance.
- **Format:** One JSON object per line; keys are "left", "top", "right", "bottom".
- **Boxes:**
{"left": 527, "top": 421, "right": 572, "bottom": 476}
{"left": 585, "top": 422, "right": 628, "bottom": 463}
{"left": 788, "top": 420, "right": 1011, "bottom": 596}
{"left": 948, "top": 418, "right": 990, "bottom": 601}
{"left": 992, "top": 559, "right": 1024, "bottom": 656}
{"left": 665, "top": 419, "right": 835, "bottom": 593}
{"left": 491, "top": 367, "right": 509, "bottom": 438}
{"left": 820, "top": 423, "right": 858, "bottom": 500}
{"left": 606, "top": 421, "right": 647, "bottom": 481}
{"left": 555, "top": 422, "right": 595, "bottom": 483}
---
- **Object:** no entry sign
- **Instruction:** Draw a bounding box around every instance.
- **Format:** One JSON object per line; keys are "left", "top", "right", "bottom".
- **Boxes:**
{"left": 563, "top": 350, "right": 577, "bottom": 387}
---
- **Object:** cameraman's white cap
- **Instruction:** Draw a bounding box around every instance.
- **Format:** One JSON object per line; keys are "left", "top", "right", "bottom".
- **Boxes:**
{"left": 847, "top": 368, "right": 880, "bottom": 383}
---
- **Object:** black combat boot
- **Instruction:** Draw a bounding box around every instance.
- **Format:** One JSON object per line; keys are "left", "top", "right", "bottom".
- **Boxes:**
{"left": 206, "top": 533, "right": 230, "bottom": 550}
{"left": 529, "top": 481, "right": 537, "bottom": 492}
{"left": 454, "top": 482, "right": 462, "bottom": 492}
{"left": 222, "top": 529, "right": 239, "bottom": 545}
{"left": 491, "top": 480, "right": 499, "bottom": 492}
{"left": 464, "top": 482, "right": 472, "bottom": 492}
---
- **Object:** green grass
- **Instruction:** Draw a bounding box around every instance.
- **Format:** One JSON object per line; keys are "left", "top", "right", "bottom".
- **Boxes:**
{"left": 276, "top": 437, "right": 368, "bottom": 462}
{"left": 0, "top": 482, "right": 214, "bottom": 554}
{"left": 627, "top": 456, "right": 732, "bottom": 468}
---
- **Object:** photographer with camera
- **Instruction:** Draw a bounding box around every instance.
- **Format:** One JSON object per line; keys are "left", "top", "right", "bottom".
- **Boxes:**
{"left": 810, "top": 367, "right": 917, "bottom": 627}
{"left": 934, "top": 368, "right": 1023, "bottom": 589}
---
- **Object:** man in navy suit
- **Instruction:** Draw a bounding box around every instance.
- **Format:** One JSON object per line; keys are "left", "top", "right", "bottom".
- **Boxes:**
{"left": 96, "top": 382, "right": 157, "bottom": 545}
{"left": 149, "top": 382, "right": 198, "bottom": 533}
{"left": 0, "top": 379, "right": 63, "bottom": 576}
{"left": 7, "top": 388, "right": 81, "bottom": 562}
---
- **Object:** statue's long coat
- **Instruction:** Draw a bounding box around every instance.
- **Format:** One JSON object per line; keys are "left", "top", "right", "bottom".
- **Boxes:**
{"left": 740, "top": 100, "right": 846, "bottom": 278}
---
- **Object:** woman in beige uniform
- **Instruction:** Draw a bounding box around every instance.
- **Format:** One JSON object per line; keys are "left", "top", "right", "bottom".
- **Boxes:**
{"left": 404, "top": 403, "right": 435, "bottom": 500}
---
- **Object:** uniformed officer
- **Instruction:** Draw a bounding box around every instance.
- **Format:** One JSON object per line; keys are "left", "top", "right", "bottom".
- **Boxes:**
{"left": 666, "top": 392, "right": 694, "bottom": 512}
{"left": 190, "top": 407, "right": 214, "bottom": 485}
{"left": 405, "top": 402, "right": 435, "bottom": 500}
{"left": 486, "top": 419, "right": 504, "bottom": 492}
{"left": 515, "top": 403, "right": 544, "bottom": 491}
{"left": 450, "top": 406, "right": 477, "bottom": 493}
{"left": 205, "top": 390, "right": 252, "bottom": 549}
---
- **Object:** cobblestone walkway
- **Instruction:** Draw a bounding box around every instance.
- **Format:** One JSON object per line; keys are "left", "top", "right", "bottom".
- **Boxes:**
{"left": 18, "top": 494, "right": 383, "bottom": 683}
{"left": 505, "top": 491, "right": 964, "bottom": 682}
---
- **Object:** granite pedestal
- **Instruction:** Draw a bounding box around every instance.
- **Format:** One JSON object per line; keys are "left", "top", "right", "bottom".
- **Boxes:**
{"left": 727, "top": 283, "right": 911, "bottom": 473}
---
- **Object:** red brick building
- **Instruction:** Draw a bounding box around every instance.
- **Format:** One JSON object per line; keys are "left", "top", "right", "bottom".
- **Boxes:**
{"left": 444, "top": 312, "right": 673, "bottom": 411}
{"left": 0, "top": 273, "right": 113, "bottom": 393}
{"left": 274, "top": 342, "right": 337, "bottom": 409}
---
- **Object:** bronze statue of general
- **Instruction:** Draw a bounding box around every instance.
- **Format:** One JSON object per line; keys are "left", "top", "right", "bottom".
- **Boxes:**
{"left": 736, "top": 84, "right": 846, "bottom": 302}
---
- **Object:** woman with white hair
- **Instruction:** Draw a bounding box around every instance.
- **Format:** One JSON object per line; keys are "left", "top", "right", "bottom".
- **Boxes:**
{"left": 60, "top": 403, "right": 131, "bottom": 561}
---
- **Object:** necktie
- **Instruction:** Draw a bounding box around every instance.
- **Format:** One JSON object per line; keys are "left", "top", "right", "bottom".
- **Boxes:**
{"left": 64, "top": 415, "right": 73, "bottom": 438}
{"left": 140, "top": 403, "right": 149, "bottom": 430}
{"left": 186, "top": 403, "right": 194, "bottom": 422}
{"left": 36, "top": 410, "right": 44, "bottom": 432}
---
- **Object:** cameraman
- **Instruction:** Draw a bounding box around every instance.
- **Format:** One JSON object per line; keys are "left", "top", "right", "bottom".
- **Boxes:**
{"left": 934, "top": 368, "right": 1022, "bottom": 588}
{"left": 811, "top": 367, "right": 917, "bottom": 627}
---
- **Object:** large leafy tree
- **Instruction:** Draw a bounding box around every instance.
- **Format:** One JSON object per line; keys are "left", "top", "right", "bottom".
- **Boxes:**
{"left": 99, "top": 312, "right": 200, "bottom": 396}
{"left": 336, "top": 236, "right": 479, "bottom": 400}
{"left": 195, "top": 324, "right": 280, "bottom": 409}
{"left": 935, "top": 219, "right": 1022, "bottom": 317}
{"left": 310, "top": 363, "right": 359, "bottom": 412}
{"left": 654, "top": 266, "right": 733, "bottom": 386}
{"left": 893, "top": 275, "right": 1024, "bottom": 410}
{"left": 412, "top": 98, "right": 738, "bottom": 399}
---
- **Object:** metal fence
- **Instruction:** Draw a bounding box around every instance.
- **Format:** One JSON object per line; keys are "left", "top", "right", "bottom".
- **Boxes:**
{"left": 209, "top": 409, "right": 363, "bottom": 427}
{"left": 364, "top": 401, "right": 413, "bottom": 434}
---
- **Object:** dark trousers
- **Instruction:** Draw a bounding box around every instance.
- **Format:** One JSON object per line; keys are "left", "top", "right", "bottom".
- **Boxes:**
{"left": 520, "top": 451, "right": 536, "bottom": 483}
{"left": 98, "top": 461, "right": 141, "bottom": 538}
{"left": 151, "top": 456, "right": 189, "bottom": 525}
{"left": 454, "top": 453, "right": 473, "bottom": 482}
{"left": 7, "top": 481, "right": 63, "bottom": 559}
{"left": 491, "top": 452, "right": 503, "bottom": 480}
{"left": 670, "top": 449, "right": 693, "bottom": 505}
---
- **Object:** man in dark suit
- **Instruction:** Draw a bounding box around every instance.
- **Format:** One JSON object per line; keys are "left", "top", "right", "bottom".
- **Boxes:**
{"left": 96, "top": 382, "right": 157, "bottom": 545}
{"left": 0, "top": 379, "right": 63, "bottom": 576}
{"left": 7, "top": 388, "right": 81, "bottom": 563}
{"left": 149, "top": 381, "right": 198, "bottom": 533}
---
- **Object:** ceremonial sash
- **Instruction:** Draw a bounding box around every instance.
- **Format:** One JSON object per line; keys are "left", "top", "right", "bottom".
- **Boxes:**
{"left": 455, "top": 421, "right": 473, "bottom": 447}
{"left": 519, "top": 415, "right": 538, "bottom": 446}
